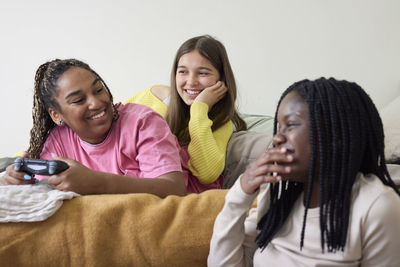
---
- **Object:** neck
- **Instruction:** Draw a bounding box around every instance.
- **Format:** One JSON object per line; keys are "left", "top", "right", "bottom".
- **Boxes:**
{"left": 304, "top": 179, "right": 320, "bottom": 208}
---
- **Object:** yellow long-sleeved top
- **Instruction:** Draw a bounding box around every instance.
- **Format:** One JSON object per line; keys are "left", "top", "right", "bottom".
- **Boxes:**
{"left": 124, "top": 86, "right": 233, "bottom": 184}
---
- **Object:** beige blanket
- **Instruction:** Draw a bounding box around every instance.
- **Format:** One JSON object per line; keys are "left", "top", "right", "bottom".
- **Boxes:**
{"left": 0, "top": 189, "right": 227, "bottom": 267}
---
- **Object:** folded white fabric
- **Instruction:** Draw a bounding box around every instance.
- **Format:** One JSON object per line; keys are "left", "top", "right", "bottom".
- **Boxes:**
{"left": 0, "top": 174, "right": 80, "bottom": 223}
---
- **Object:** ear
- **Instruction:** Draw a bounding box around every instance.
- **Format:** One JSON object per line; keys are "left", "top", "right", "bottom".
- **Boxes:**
{"left": 48, "top": 108, "right": 63, "bottom": 126}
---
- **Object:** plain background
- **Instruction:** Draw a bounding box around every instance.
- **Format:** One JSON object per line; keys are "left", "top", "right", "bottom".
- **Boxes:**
{"left": 1, "top": 0, "right": 399, "bottom": 157}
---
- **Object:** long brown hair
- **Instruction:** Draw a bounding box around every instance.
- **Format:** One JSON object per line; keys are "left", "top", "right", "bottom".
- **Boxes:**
{"left": 28, "top": 59, "right": 117, "bottom": 159}
{"left": 166, "top": 35, "right": 247, "bottom": 145}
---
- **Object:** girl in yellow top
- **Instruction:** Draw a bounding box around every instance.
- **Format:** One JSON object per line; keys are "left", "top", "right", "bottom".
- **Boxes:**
{"left": 125, "top": 35, "right": 247, "bottom": 193}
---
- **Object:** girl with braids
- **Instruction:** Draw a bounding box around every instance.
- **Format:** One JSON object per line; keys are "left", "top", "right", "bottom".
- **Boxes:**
{"left": 208, "top": 77, "right": 400, "bottom": 266}
{"left": 125, "top": 35, "right": 247, "bottom": 193}
{"left": 3, "top": 59, "right": 187, "bottom": 197}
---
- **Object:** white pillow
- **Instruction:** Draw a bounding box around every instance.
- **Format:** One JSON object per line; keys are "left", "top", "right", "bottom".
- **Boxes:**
{"left": 380, "top": 95, "right": 400, "bottom": 162}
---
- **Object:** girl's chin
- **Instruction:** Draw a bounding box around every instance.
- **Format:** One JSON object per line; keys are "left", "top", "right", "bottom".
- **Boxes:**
{"left": 183, "top": 98, "right": 195, "bottom": 106}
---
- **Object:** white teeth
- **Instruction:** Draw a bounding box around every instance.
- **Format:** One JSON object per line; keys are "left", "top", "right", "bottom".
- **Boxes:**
{"left": 186, "top": 90, "right": 201, "bottom": 95}
{"left": 91, "top": 111, "right": 105, "bottom": 119}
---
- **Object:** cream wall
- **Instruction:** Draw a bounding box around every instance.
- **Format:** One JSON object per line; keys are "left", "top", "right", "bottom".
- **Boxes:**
{"left": 1, "top": 0, "right": 399, "bottom": 157}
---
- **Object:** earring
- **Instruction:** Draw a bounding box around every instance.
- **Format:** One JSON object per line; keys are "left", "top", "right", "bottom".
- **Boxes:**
{"left": 59, "top": 120, "right": 63, "bottom": 126}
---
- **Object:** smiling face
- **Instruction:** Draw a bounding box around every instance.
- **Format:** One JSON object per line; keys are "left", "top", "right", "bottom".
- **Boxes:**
{"left": 48, "top": 67, "right": 114, "bottom": 144}
{"left": 175, "top": 50, "right": 220, "bottom": 105}
{"left": 273, "top": 91, "right": 311, "bottom": 183}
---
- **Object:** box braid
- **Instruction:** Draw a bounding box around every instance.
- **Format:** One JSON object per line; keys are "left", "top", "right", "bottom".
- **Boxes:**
{"left": 28, "top": 59, "right": 119, "bottom": 159}
{"left": 256, "top": 77, "right": 400, "bottom": 253}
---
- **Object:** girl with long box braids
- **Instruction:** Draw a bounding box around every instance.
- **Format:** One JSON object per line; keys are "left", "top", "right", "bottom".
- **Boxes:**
{"left": 125, "top": 35, "right": 247, "bottom": 193}
{"left": 3, "top": 59, "right": 187, "bottom": 197}
{"left": 208, "top": 77, "right": 400, "bottom": 266}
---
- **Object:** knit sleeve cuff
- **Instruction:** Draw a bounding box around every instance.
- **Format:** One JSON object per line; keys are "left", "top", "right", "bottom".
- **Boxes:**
{"left": 190, "top": 102, "right": 209, "bottom": 120}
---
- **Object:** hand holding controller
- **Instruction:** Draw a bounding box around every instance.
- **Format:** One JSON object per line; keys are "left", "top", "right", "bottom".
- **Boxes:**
{"left": 14, "top": 157, "right": 69, "bottom": 176}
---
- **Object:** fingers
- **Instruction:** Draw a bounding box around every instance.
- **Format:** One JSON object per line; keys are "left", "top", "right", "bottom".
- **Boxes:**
{"left": 240, "top": 147, "right": 294, "bottom": 194}
{"left": 255, "top": 147, "right": 293, "bottom": 168}
{"left": 3, "top": 164, "right": 36, "bottom": 185}
{"left": 205, "top": 81, "right": 223, "bottom": 90}
{"left": 207, "top": 81, "right": 227, "bottom": 96}
{"left": 47, "top": 173, "right": 63, "bottom": 187}
{"left": 50, "top": 154, "right": 74, "bottom": 168}
{"left": 195, "top": 81, "right": 228, "bottom": 109}
{"left": 241, "top": 172, "right": 281, "bottom": 192}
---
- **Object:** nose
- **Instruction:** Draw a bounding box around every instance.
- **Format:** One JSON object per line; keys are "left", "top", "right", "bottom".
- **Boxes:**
{"left": 187, "top": 73, "right": 198, "bottom": 87}
{"left": 87, "top": 94, "right": 102, "bottom": 109}
{"left": 272, "top": 132, "right": 286, "bottom": 147}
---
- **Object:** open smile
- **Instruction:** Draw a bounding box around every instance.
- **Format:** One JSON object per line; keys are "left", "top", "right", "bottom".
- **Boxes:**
{"left": 184, "top": 89, "right": 202, "bottom": 96}
{"left": 88, "top": 110, "right": 106, "bottom": 120}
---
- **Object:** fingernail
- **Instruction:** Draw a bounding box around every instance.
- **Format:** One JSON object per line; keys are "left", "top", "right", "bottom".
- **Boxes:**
{"left": 24, "top": 174, "right": 32, "bottom": 180}
{"left": 51, "top": 153, "right": 57, "bottom": 157}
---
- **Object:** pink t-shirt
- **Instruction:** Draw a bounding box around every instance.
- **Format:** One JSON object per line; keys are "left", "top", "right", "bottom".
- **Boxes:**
{"left": 180, "top": 146, "right": 224, "bottom": 194}
{"left": 40, "top": 103, "right": 183, "bottom": 179}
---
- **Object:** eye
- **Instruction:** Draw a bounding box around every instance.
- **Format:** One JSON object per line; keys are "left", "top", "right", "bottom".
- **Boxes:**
{"left": 199, "top": 72, "right": 209, "bottom": 76}
{"left": 95, "top": 87, "right": 104, "bottom": 94}
{"left": 177, "top": 69, "right": 187, "bottom": 74}
{"left": 286, "top": 121, "right": 300, "bottom": 130}
{"left": 71, "top": 98, "right": 84, "bottom": 104}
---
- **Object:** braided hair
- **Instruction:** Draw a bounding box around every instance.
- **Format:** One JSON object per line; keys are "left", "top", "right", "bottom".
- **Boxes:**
{"left": 256, "top": 77, "right": 400, "bottom": 252}
{"left": 28, "top": 59, "right": 118, "bottom": 159}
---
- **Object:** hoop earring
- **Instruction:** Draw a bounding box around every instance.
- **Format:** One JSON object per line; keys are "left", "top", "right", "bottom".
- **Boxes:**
{"left": 59, "top": 120, "right": 63, "bottom": 126}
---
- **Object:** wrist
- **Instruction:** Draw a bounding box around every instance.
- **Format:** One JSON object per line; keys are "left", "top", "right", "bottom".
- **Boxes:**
{"left": 190, "top": 102, "right": 209, "bottom": 118}
{"left": 91, "top": 170, "right": 110, "bottom": 194}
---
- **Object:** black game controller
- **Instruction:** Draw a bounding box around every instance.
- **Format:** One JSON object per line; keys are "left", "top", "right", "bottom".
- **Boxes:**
{"left": 14, "top": 157, "right": 69, "bottom": 176}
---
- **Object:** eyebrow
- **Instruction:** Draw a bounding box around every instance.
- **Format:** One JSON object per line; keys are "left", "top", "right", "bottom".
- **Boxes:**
{"left": 65, "top": 78, "right": 101, "bottom": 99}
{"left": 177, "top": 65, "right": 213, "bottom": 71}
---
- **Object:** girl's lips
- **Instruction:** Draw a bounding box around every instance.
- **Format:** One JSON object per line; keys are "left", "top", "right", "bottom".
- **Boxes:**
{"left": 88, "top": 110, "right": 106, "bottom": 120}
{"left": 184, "top": 89, "right": 202, "bottom": 95}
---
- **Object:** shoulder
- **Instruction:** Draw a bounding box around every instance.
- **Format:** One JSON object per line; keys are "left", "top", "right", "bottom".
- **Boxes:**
{"left": 123, "top": 85, "right": 169, "bottom": 104}
{"left": 356, "top": 173, "right": 398, "bottom": 199}
{"left": 150, "top": 85, "right": 170, "bottom": 101}
{"left": 353, "top": 173, "right": 400, "bottom": 265}
{"left": 47, "top": 125, "right": 75, "bottom": 141}
{"left": 41, "top": 126, "right": 77, "bottom": 158}
{"left": 353, "top": 173, "right": 400, "bottom": 218}
{"left": 119, "top": 102, "right": 159, "bottom": 117}
{"left": 117, "top": 103, "right": 168, "bottom": 128}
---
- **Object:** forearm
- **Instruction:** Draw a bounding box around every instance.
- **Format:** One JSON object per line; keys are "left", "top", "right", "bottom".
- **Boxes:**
{"left": 188, "top": 102, "right": 233, "bottom": 183}
{"left": 55, "top": 168, "right": 187, "bottom": 197}
{"left": 100, "top": 171, "right": 187, "bottom": 197}
{"left": 208, "top": 177, "right": 258, "bottom": 266}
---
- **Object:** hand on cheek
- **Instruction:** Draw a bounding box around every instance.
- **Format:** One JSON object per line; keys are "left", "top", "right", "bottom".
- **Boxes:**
{"left": 194, "top": 81, "right": 228, "bottom": 110}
